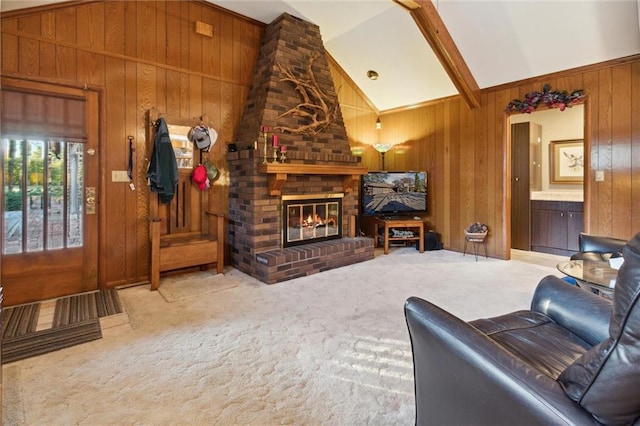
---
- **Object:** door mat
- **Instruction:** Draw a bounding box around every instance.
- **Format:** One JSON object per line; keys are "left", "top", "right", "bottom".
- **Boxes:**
{"left": 2, "top": 303, "right": 40, "bottom": 339}
{"left": 2, "top": 320, "right": 101, "bottom": 364}
{"left": 1, "top": 289, "right": 123, "bottom": 364}
{"left": 54, "top": 288, "right": 123, "bottom": 326}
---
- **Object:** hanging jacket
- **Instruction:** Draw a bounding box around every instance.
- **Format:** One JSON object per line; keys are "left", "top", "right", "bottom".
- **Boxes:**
{"left": 147, "top": 117, "right": 178, "bottom": 204}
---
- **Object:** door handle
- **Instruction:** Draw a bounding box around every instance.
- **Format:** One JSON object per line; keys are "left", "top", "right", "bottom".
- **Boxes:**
{"left": 86, "top": 187, "right": 96, "bottom": 215}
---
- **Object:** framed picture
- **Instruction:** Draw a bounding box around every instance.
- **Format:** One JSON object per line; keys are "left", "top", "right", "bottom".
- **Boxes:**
{"left": 550, "top": 139, "right": 584, "bottom": 184}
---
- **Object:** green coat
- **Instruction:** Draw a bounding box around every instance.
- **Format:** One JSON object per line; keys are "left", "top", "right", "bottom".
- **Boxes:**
{"left": 147, "top": 117, "right": 178, "bottom": 204}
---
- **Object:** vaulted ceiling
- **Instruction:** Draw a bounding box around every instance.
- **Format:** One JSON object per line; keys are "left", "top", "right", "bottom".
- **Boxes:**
{"left": 212, "top": 0, "right": 640, "bottom": 112}
{"left": 3, "top": 0, "right": 640, "bottom": 112}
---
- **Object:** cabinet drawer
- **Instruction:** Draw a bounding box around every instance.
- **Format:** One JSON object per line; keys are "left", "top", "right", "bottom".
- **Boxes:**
{"left": 531, "top": 200, "right": 583, "bottom": 212}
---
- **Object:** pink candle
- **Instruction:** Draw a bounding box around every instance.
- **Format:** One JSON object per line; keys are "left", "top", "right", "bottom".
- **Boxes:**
{"left": 272, "top": 134, "right": 279, "bottom": 147}
{"left": 280, "top": 145, "right": 287, "bottom": 152}
{"left": 261, "top": 125, "right": 269, "bottom": 132}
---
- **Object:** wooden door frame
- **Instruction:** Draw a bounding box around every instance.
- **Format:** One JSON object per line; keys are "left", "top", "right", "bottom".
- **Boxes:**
{"left": 503, "top": 99, "right": 589, "bottom": 260}
{"left": 0, "top": 76, "right": 106, "bottom": 294}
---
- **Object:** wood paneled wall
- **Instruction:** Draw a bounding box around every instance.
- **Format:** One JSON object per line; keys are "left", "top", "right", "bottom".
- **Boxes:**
{"left": 331, "top": 58, "right": 640, "bottom": 258}
{"left": 2, "top": 0, "right": 639, "bottom": 283}
{"left": 1, "top": 0, "right": 263, "bottom": 286}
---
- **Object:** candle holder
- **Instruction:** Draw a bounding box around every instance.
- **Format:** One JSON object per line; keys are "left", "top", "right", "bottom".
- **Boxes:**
{"left": 262, "top": 131, "right": 268, "bottom": 164}
{"left": 272, "top": 146, "right": 279, "bottom": 163}
{"left": 280, "top": 149, "right": 287, "bottom": 163}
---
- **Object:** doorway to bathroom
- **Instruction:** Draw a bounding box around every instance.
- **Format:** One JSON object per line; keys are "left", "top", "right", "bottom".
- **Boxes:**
{"left": 509, "top": 105, "right": 585, "bottom": 255}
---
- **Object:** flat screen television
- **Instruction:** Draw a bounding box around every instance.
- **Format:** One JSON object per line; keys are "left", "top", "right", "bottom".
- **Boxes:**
{"left": 361, "top": 171, "right": 427, "bottom": 217}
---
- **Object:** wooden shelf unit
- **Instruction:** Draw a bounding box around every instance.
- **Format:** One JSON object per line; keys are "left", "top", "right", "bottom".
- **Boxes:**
{"left": 373, "top": 217, "right": 424, "bottom": 254}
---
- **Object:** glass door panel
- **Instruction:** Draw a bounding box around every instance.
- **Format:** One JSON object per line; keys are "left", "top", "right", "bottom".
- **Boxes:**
{"left": 3, "top": 138, "right": 84, "bottom": 254}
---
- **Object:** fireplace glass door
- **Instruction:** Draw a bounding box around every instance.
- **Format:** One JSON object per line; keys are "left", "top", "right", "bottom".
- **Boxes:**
{"left": 283, "top": 195, "right": 342, "bottom": 247}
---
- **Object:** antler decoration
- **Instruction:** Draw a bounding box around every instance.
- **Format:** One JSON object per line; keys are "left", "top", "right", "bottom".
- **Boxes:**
{"left": 274, "top": 52, "right": 337, "bottom": 135}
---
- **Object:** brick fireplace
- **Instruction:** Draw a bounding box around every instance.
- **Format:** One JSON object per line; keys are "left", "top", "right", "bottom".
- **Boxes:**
{"left": 282, "top": 193, "right": 343, "bottom": 248}
{"left": 227, "top": 13, "right": 374, "bottom": 284}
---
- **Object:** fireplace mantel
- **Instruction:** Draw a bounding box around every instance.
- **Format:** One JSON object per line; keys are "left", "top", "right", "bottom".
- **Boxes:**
{"left": 257, "top": 163, "right": 368, "bottom": 196}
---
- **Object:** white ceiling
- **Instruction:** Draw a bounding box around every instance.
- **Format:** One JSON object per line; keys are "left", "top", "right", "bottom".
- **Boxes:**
{"left": 2, "top": 0, "right": 640, "bottom": 112}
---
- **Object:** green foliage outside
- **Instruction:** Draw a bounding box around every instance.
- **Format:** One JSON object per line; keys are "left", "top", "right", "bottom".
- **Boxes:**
{"left": 5, "top": 190, "right": 22, "bottom": 211}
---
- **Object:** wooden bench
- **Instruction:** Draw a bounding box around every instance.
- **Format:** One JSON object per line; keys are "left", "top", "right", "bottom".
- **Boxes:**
{"left": 149, "top": 213, "right": 224, "bottom": 291}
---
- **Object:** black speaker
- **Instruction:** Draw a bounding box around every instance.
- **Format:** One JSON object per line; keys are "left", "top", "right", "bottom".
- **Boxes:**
{"left": 417, "top": 230, "right": 442, "bottom": 251}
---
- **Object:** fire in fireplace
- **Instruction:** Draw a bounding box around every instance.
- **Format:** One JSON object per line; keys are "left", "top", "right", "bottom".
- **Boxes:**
{"left": 282, "top": 193, "right": 343, "bottom": 247}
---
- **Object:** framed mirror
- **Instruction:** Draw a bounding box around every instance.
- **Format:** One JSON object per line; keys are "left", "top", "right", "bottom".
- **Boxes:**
{"left": 167, "top": 124, "right": 193, "bottom": 169}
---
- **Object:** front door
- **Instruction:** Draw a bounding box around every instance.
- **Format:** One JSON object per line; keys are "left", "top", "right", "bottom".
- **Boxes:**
{"left": 1, "top": 79, "right": 99, "bottom": 306}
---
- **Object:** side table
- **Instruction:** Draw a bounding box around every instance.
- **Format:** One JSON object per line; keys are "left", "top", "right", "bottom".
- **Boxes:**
{"left": 373, "top": 217, "right": 424, "bottom": 255}
{"left": 556, "top": 259, "right": 618, "bottom": 297}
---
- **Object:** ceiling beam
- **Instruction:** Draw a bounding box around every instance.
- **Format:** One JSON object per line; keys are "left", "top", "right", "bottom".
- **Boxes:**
{"left": 395, "top": 0, "right": 481, "bottom": 109}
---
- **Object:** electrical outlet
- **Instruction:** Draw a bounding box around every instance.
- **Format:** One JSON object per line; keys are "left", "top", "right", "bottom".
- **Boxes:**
{"left": 112, "top": 170, "right": 130, "bottom": 182}
{"left": 595, "top": 170, "right": 605, "bottom": 182}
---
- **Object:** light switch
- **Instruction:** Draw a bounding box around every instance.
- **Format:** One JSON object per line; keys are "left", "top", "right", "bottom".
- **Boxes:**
{"left": 112, "top": 170, "right": 130, "bottom": 182}
{"left": 595, "top": 170, "right": 605, "bottom": 182}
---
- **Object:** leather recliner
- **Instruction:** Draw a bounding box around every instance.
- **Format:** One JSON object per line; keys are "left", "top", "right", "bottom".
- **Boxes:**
{"left": 570, "top": 232, "right": 627, "bottom": 261}
{"left": 404, "top": 231, "right": 640, "bottom": 425}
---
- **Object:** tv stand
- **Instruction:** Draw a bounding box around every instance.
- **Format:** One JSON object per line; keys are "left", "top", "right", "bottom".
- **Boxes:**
{"left": 374, "top": 217, "right": 424, "bottom": 254}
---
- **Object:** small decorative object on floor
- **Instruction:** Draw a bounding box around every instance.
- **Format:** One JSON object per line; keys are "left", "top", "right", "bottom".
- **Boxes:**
{"left": 463, "top": 222, "right": 488, "bottom": 261}
{"left": 465, "top": 222, "right": 488, "bottom": 234}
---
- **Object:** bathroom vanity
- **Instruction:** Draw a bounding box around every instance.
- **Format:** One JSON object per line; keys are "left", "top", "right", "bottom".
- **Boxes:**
{"left": 530, "top": 192, "right": 583, "bottom": 256}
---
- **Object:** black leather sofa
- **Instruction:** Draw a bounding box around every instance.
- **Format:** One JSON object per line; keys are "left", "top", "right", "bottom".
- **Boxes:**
{"left": 570, "top": 232, "right": 627, "bottom": 261}
{"left": 404, "top": 232, "right": 640, "bottom": 425}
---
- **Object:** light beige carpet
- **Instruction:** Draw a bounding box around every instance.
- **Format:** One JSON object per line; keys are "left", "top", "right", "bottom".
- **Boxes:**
{"left": 2, "top": 248, "right": 565, "bottom": 425}
{"left": 157, "top": 269, "right": 241, "bottom": 303}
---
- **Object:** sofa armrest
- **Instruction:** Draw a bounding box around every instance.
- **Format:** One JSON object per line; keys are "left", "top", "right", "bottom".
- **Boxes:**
{"left": 404, "top": 297, "right": 600, "bottom": 426}
{"left": 531, "top": 276, "right": 612, "bottom": 346}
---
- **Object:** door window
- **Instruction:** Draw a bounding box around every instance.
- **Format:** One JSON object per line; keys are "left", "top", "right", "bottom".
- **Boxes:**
{"left": 2, "top": 138, "right": 84, "bottom": 254}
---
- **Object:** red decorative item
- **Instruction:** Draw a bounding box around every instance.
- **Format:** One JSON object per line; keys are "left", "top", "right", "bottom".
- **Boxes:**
{"left": 192, "top": 164, "right": 209, "bottom": 191}
{"left": 272, "top": 134, "right": 279, "bottom": 147}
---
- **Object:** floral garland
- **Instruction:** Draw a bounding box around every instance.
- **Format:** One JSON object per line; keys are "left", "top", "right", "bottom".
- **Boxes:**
{"left": 505, "top": 84, "right": 584, "bottom": 114}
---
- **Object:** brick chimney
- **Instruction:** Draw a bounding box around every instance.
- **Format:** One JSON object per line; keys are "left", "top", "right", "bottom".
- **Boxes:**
{"left": 234, "top": 12, "right": 354, "bottom": 159}
{"left": 227, "top": 13, "right": 373, "bottom": 284}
